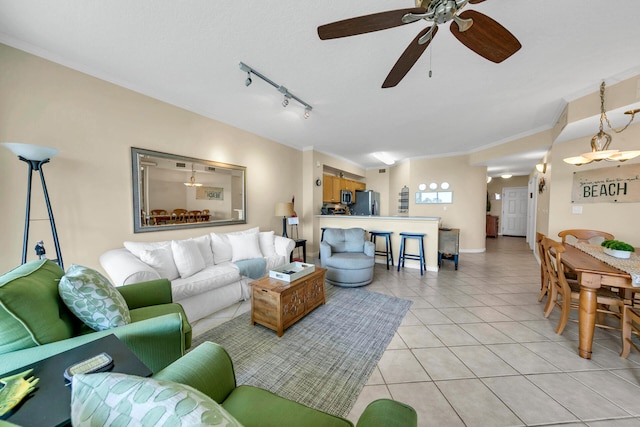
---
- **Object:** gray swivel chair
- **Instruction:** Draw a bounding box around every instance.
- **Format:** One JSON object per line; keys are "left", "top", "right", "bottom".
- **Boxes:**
{"left": 320, "top": 227, "right": 375, "bottom": 287}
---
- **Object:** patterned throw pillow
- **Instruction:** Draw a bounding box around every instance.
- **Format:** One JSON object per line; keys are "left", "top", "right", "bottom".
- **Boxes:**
{"left": 59, "top": 265, "right": 131, "bottom": 331}
{"left": 71, "top": 373, "right": 243, "bottom": 427}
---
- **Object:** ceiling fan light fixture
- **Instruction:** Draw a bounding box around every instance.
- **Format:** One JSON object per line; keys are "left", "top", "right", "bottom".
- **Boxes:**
{"left": 501, "top": 174, "right": 512, "bottom": 179}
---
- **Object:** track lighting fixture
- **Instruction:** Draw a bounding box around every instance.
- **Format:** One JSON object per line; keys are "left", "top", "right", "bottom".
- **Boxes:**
{"left": 239, "top": 62, "right": 313, "bottom": 118}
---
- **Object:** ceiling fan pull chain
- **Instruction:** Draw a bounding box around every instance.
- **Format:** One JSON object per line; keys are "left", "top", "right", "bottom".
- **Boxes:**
{"left": 429, "top": 43, "right": 433, "bottom": 78}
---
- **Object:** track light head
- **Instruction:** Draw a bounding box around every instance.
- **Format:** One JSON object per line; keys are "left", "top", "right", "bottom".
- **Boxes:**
{"left": 282, "top": 94, "right": 290, "bottom": 108}
{"left": 245, "top": 72, "right": 252, "bottom": 87}
{"left": 304, "top": 107, "right": 311, "bottom": 119}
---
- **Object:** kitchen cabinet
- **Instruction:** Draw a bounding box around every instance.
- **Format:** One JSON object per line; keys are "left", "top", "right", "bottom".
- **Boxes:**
{"left": 323, "top": 175, "right": 366, "bottom": 203}
{"left": 323, "top": 174, "right": 341, "bottom": 203}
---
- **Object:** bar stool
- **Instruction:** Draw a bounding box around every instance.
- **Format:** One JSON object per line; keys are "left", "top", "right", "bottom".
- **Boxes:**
{"left": 397, "top": 232, "right": 426, "bottom": 276}
{"left": 369, "top": 231, "right": 394, "bottom": 270}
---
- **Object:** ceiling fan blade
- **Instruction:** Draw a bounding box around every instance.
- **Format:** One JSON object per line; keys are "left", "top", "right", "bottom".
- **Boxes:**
{"left": 450, "top": 10, "right": 521, "bottom": 63}
{"left": 382, "top": 26, "right": 438, "bottom": 88}
{"left": 318, "top": 8, "right": 426, "bottom": 40}
{"left": 468, "top": 0, "right": 486, "bottom": 4}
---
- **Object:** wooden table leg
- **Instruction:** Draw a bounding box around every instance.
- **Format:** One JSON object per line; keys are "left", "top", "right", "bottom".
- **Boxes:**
{"left": 578, "top": 273, "right": 601, "bottom": 359}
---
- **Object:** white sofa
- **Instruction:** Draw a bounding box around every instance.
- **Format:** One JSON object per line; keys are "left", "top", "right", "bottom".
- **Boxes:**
{"left": 99, "top": 228, "right": 295, "bottom": 323}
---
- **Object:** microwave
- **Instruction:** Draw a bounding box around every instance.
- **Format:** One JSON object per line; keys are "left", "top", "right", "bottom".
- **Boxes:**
{"left": 340, "top": 190, "right": 353, "bottom": 204}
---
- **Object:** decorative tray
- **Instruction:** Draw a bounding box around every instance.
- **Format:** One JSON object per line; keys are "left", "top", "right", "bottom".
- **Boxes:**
{"left": 269, "top": 262, "right": 315, "bottom": 282}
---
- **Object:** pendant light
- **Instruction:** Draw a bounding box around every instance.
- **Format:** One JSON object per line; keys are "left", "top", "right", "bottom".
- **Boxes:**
{"left": 563, "top": 82, "right": 640, "bottom": 166}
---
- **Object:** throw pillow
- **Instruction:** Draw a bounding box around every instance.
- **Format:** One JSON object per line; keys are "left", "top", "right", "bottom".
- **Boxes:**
{"left": 210, "top": 227, "right": 259, "bottom": 264}
{"left": 0, "top": 260, "right": 75, "bottom": 354}
{"left": 192, "top": 234, "right": 214, "bottom": 266}
{"left": 171, "top": 239, "right": 206, "bottom": 278}
{"left": 258, "top": 231, "right": 277, "bottom": 257}
{"left": 59, "top": 265, "right": 131, "bottom": 331}
{"left": 138, "top": 244, "right": 180, "bottom": 281}
{"left": 229, "top": 232, "right": 263, "bottom": 262}
{"left": 71, "top": 373, "right": 243, "bottom": 427}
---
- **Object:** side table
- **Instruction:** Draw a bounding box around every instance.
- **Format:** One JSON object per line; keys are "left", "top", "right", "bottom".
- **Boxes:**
{"left": 290, "top": 239, "right": 307, "bottom": 263}
{"left": 2, "top": 334, "right": 152, "bottom": 427}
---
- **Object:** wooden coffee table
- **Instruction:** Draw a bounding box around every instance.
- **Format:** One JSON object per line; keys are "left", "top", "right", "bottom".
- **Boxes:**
{"left": 250, "top": 267, "right": 326, "bottom": 337}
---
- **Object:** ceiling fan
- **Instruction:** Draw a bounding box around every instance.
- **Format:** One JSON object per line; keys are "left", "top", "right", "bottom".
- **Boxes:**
{"left": 317, "top": 0, "right": 521, "bottom": 88}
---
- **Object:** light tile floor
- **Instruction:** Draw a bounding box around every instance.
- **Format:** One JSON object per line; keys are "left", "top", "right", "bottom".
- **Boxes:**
{"left": 191, "top": 236, "right": 640, "bottom": 426}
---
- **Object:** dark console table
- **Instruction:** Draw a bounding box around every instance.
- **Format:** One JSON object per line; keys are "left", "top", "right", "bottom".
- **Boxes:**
{"left": 2, "top": 334, "right": 152, "bottom": 427}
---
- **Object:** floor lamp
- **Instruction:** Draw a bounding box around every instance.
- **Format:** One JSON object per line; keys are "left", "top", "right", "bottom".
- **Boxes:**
{"left": 2, "top": 142, "right": 64, "bottom": 269}
{"left": 274, "top": 202, "right": 294, "bottom": 238}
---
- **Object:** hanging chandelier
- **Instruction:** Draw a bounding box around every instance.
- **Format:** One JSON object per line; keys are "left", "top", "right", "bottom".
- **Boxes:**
{"left": 563, "top": 81, "right": 640, "bottom": 166}
{"left": 184, "top": 164, "right": 202, "bottom": 187}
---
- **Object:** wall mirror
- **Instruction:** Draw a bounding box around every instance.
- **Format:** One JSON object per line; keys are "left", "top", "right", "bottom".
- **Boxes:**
{"left": 132, "top": 147, "right": 246, "bottom": 233}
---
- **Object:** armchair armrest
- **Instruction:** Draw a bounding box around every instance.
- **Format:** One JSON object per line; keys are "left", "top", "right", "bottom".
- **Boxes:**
{"left": 0, "top": 314, "right": 185, "bottom": 375}
{"left": 364, "top": 241, "right": 375, "bottom": 257}
{"left": 117, "top": 278, "right": 173, "bottom": 309}
{"left": 154, "top": 341, "right": 236, "bottom": 404}
{"left": 356, "top": 399, "right": 417, "bottom": 427}
{"left": 319, "top": 241, "right": 333, "bottom": 263}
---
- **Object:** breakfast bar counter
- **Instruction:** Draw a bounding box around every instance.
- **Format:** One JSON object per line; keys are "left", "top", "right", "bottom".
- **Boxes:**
{"left": 317, "top": 215, "right": 441, "bottom": 272}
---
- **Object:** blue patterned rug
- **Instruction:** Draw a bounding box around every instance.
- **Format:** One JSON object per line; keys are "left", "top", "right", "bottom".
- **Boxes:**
{"left": 190, "top": 285, "right": 412, "bottom": 417}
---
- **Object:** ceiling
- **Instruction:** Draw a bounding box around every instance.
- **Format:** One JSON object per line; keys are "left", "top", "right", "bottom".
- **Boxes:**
{"left": 2, "top": 0, "right": 640, "bottom": 177}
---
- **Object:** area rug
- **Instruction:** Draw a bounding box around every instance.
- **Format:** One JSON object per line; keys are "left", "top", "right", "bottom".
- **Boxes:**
{"left": 190, "top": 285, "right": 412, "bottom": 417}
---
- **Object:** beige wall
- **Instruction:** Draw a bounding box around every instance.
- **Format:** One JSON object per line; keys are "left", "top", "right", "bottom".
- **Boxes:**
{"left": 0, "top": 44, "right": 305, "bottom": 274}
{"left": 407, "top": 155, "right": 487, "bottom": 251}
{"left": 546, "top": 123, "right": 640, "bottom": 243}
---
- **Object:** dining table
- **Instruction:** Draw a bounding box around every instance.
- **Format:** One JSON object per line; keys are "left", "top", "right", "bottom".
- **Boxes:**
{"left": 560, "top": 243, "right": 635, "bottom": 359}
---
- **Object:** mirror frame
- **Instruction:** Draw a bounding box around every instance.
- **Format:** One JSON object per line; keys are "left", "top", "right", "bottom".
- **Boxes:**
{"left": 131, "top": 147, "right": 247, "bottom": 233}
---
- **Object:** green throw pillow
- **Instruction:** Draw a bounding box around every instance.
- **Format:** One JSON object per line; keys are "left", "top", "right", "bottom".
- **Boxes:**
{"left": 71, "top": 373, "right": 243, "bottom": 426}
{"left": 0, "top": 260, "right": 75, "bottom": 354}
{"left": 59, "top": 265, "right": 131, "bottom": 331}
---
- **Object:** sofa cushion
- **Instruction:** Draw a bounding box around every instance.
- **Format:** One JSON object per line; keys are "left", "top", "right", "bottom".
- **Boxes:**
{"left": 71, "top": 373, "right": 242, "bottom": 427}
{"left": 59, "top": 265, "right": 131, "bottom": 331}
{"left": 0, "top": 260, "right": 75, "bottom": 355}
{"left": 171, "top": 239, "right": 206, "bottom": 278}
{"left": 229, "top": 232, "right": 263, "bottom": 262}
{"left": 210, "top": 227, "right": 258, "bottom": 264}
{"left": 170, "top": 263, "right": 242, "bottom": 301}
{"left": 258, "top": 231, "right": 277, "bottom": 257}
{"left": 124, "top": 240, "right": 180, "bottom": 281}
{"left": 323, "top": 252, "right": 375, "bottom": 270}
{"left": 324, "top": 228, "right": 366, "bottom": 253}
{"left": 139, "top": 245, "right": 180, "bottom": 281}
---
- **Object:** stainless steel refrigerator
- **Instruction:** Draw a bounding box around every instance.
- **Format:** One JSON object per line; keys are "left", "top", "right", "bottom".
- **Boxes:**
{"left": 351, "top": 190, "right": 380, "bottom": 216}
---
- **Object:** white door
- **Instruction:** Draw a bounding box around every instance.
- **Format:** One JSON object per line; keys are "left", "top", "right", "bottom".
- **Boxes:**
{"left": 502, "top": 186, "right": 528, "bottom": 236}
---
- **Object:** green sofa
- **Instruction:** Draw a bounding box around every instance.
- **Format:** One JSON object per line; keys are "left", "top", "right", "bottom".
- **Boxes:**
{"left": 0, "top": 260, "right": 191, "bottom": 374}
{"left": 153, "top": 341, "right": 418, "bottom": 427}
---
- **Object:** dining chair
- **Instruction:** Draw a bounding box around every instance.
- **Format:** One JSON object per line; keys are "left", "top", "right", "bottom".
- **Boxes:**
{"left": 536, "top": 232, "right": 549, "bottom": 305}
{"left": 621, "top": 305, "right": 640, "bottom": 358}
{"left": 151, "top": 209, "right": 167, "bottom": 215}
{"left": 558, "top": 229, "right": 614, "bottom": 245}
{"left": 187, "top": 210, "right": 202, "bottom": 222}
{"left": 171, "top": 208, "right": 188, "bottom": 223}
{"left": 542, "top": 237, "right": 624, "bottom": 335}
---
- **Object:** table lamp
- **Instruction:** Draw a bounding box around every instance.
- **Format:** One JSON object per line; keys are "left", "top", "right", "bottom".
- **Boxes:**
{"left": 274, "top": 202, "right": 294, "bottom": 238}
{"left": 2, "top": 142, "right": 64, "bottom": 269}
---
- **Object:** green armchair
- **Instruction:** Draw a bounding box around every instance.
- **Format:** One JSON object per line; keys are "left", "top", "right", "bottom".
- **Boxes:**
{"left": 154, "top": 341, "right": 418, "bottom": 427}
{"left": 0, "top": 260, "right": 191, "bottom": 374}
